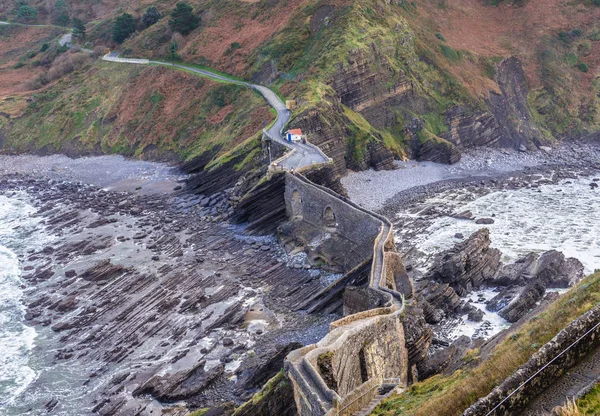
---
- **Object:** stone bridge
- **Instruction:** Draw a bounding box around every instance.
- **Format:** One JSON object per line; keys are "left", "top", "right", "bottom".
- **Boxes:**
{"left": 94, "top": 48, "right": 410, "bottom": 416}
{"left": 280, "top": 166, "right": 410, "bottom": 416}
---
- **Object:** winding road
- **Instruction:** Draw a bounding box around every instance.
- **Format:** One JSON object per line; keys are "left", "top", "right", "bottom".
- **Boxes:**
{"left": 106, "top": 53, "right": 330, "bottom": 170}
{"left": 3, "top": 18, "right": 330, "bottom": 170}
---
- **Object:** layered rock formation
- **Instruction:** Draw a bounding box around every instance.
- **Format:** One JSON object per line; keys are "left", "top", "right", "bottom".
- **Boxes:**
{"left": 416, "top": 229, "right": 585, "bottom": 326}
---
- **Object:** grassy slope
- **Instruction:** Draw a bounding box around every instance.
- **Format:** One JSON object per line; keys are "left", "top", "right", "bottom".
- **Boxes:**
{"left": 3, "top": 0, "right": 600, "bottom": 170}
{"left": 0, "top": 54, "right": 272, "bottom": 163}
{"left": 373, "top": 271, "right": 600, "bottom": 416}
{"left": 575, "top": 382, "right": 600, "bottom": 415}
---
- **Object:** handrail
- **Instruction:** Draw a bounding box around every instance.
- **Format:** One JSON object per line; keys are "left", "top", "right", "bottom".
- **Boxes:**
{"left": 481, "top": 317, "right": 600, "bottom": 416}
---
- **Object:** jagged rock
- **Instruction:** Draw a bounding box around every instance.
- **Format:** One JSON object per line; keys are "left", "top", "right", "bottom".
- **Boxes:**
{"left": 426, "top": 228, "right": 502, "bottom": 296}
{"left": 237, "top": 343, "right": 302, "bottom": 392}
{"left": 418, "top": 281, "right": 461, "bottom": 321}
{"left": 79, "top": 260, "right": 131, "bottom": 282}
{"left": 133, "top": 360, "right": 224, "bottom": 401}
{"left": 420, "top": 336, "right": 473, "bottom": 379}
{"left": 488, "top": 252, "right": 539, "bottom": 287}
{"left": 499, "top": 251, "right": 584, "bottom": 322}
{"left": 468, "top": 308, "right": 484, "bottom": 322}
{"left": 402, "top": 305, "right": 434, "bottom": 382}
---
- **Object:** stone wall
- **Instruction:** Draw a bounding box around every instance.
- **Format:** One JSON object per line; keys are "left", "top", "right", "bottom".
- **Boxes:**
{"left": 282, "top": 170, "right": 409, "bottom": 416}
{"left": 281, "top": 173, "right": 381, "bottom": 272}
{"left": 464, "top": 305, "right": 600, "bottom": 415}
{"left": 307, "top": 310, "right": 408, "bottom": 398}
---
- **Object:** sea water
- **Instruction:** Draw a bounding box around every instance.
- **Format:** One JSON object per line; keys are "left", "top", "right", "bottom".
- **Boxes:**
{"left": 395, "top": 176, "right": 600, "bottom": 341}
{"left": 0, "top": 194, "right": 50, "bottom": 410}
{"left": 409, "top": 177, "right": 600, "bottom": 274}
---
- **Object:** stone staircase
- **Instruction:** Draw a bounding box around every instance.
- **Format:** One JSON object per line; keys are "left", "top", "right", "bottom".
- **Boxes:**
{"left": 352, "top": 384, "right": 403, "bottom": 416}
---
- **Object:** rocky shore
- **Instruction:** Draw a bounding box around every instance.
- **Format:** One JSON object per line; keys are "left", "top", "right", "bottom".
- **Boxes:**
{"left": 343, "top": 141, "right": 600, "bottom": 212}
{"left": 0, "top": 170, "right": 336, "bottom": 415}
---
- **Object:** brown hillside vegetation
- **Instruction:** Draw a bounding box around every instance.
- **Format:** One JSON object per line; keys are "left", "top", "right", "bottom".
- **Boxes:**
{"left": 0, "top": 25, "right": 62, "bottom": 96}
{"left": 411, "top": 0, "right": 600, "bottom": 91}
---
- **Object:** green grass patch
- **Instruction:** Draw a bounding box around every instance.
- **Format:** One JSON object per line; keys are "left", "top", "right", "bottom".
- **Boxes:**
{"left": 374, "top": 271, "right": 600, "bottom": 416}
{"left": 576, "top": 382, "right": 600, "bottom": 414}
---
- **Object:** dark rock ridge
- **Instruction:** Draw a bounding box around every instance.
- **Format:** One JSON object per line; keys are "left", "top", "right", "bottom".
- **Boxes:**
{"left": 494, "top": 250, "right": 584, "bottom": 323}
{"left": 416, "top": 229, "right": 584, "bottom": 325}
{"left": 443, "top": 57, "right": 550, "bottom": 152}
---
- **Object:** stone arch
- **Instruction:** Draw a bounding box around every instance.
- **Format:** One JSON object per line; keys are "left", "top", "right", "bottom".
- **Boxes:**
{"left": 358, "top": 347, "right": 369, "bottom": 384}
{"left": 291, "top": 189, "right": 303, "bottom": 219}
{"left": 322, "top": 206, "right": 336, "bottom": 228}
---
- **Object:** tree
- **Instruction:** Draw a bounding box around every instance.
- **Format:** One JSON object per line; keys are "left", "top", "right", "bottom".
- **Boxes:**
{"left": 112, "top": 13, "right": 136, "bottom": 43}
{"left": 72, "top": 18, "right": 85, "bottom": 41}
{"left": 141, "top": 6, "right": 161, "bottom": 28}
{"left": 169, "top": 2, "right": 199, "bottom": 36}
{"left": 16, "top": 4, "right": 37, "bottom": 21}
{"left": 52, "top": 0, "right": 69, "bottom": 26}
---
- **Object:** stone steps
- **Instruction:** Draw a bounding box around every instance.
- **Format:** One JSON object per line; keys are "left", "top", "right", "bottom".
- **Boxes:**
{"left": 351, "top": 386, "right": 403, "bottom": 416}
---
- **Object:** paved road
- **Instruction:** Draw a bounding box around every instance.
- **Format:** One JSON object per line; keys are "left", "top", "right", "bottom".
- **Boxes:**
{"left": 155, "top": 61, "right": 328, "bottom": 170}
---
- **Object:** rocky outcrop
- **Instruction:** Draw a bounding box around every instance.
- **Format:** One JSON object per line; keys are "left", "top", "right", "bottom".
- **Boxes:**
{"left": 401, "top": 304, "right": 434, "bottom": 382}
{"left": 231, "top": 171, "right": 287, "bottom": 235}
{"left": 426, "top": 229, "right": 502, "bottom": 296}
{"left": 291, "top": 102, "right": 396, "bottom": 175}
{"left": 303, "top": 163, "right": 347, "bottom": 196}
{"left": 404, "top": 117, "right": 462, "bottom": 164}
{"left": 233, "top": 371, "right": 297, "bottom": 416}
{"left": 442, "top": 106, "right": 503, "bottom": 148}
{"left": 496, "top": 251, "right": 584, "bottom": 322}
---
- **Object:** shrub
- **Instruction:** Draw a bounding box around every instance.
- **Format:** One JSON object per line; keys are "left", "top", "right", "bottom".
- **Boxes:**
{"left": 169, "top": 2, "right": 199, "bottom": 35}
{"left": 40, "top": 43, "right": 49, "bottom": 52}
{"left": 16, "top": 5, "right": 37, "bottom": 21}
{"left": 141, "top": 6, "right": 161, "bottom": 28}
{"left": 440, "top": 44, "right": 462, "bottom": 62}
{"left": 112, "top": 13, "right": 136, "bottom": 43}
{"left": 72, "top": 18, "right": 85, "bottom": 41}
{"left": 225, "top": 41, "right": 241, "bottom": 55}
{"left": 26, "top": 51, "right": 90, "bottom": 90}
{"left": 52, "top": 0, "right": 69, "bottom": 26}
{"left": 578, "top": 62, "right": 589, "bottom": 73}
{"left": 435, "top": 32, "right": 446, "bottom": 42}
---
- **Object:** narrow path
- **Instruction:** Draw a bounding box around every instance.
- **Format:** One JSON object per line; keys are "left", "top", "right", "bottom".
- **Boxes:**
{"left": 105, "top": 54, "right": 329, "bottom": 170}
{"left": 522, "top": 346, "right": 600, "bottom": 415}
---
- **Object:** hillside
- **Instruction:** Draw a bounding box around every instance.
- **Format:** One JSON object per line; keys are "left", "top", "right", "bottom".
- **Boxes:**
{"left": 1, "top": 0, "right": 600, "bottom": 183}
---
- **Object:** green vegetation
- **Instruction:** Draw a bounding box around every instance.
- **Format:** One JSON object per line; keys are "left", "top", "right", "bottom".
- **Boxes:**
{"left": 72, "top": 18, "right": 85, "bottom": 41}
{"left": 52, "top": 0, "right": 70, "bottom": 26}
{"left": 232, "top": 370, "right": 289, "bottom": 415}
{"left": 141, "top": 6, "right": 161, "bottom": 28}
{"left": 373, "top": 271, "right": 600, "bottom": 416}
{"left": 574, "top": 383, "right": 600, "bottom": 414}
{"left": 1, "top": 59, "right": 272, "bottom": 170}
{"left": 112, "top": 13, "right": 136, "bottom": 43}
{"left": 578, "top": 62, "right": 589, "bottom": 72}
{"left": 169, "top": 2, "right": 199, "bottom": 36}
{"left": 440, "top": 44, "right": 462, "bottom": 62}
{"left": 16, "top": 4, "right": 37, "bottom": 21}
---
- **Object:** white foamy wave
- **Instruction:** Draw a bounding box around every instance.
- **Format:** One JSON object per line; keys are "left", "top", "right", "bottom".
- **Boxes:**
{"left": 0, "top": 246, "right": 37, "bottom": 406}
{"left": 0, "top": 194, "right": 50, "bottom": 407}
{"left": 411, "top": 177, "right": 600, "bottom": 274}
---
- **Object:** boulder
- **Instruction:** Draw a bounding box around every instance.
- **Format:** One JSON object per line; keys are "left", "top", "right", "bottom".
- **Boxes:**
{"left": 468, "top": 308, "right": 484, "bottom": 322}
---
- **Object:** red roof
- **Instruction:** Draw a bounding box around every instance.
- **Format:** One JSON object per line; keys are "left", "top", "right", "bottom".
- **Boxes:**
{"left": 288, "top": 129, "right": 303, "bottom": 135}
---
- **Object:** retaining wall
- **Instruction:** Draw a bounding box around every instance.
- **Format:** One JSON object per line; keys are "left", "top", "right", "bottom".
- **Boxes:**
{"left": 464, "top": 305, "right": 600, "bottom": 415}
